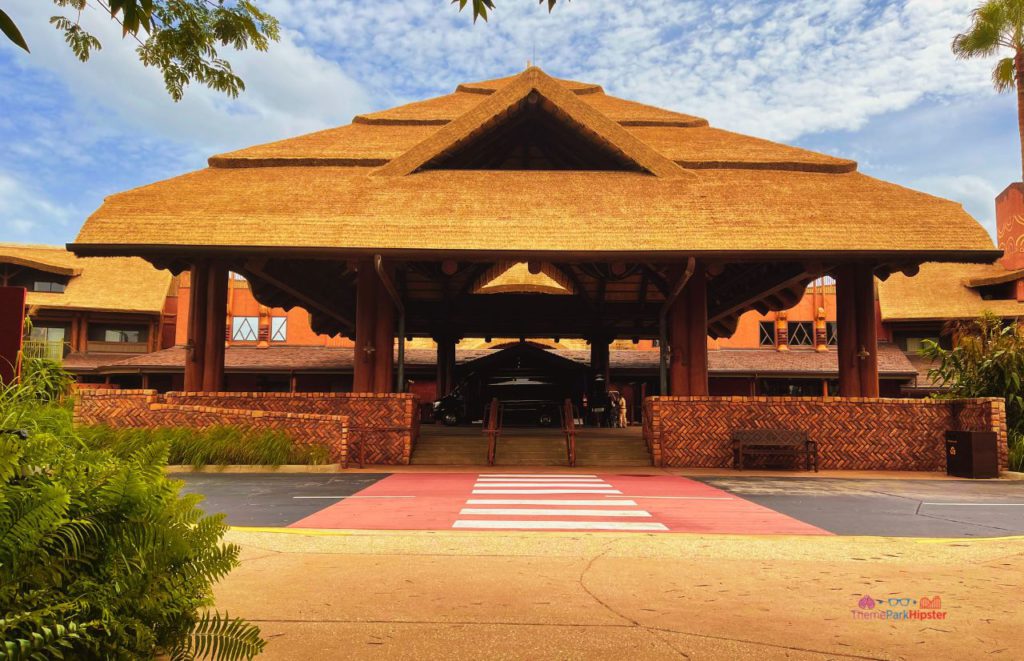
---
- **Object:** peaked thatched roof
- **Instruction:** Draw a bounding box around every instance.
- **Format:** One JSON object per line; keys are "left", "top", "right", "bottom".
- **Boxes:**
{"left": 0, "top": 243, "right": 172, "bottom": 315}
{"left": 71, "top": 67, "right": 995, "bottom": 262}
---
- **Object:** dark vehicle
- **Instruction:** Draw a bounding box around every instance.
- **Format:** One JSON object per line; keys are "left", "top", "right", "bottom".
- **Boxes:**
{"left": 433, "top": 379, "right": 561, "bottom": 427}
{"left": 433, "top": 384, "right": 469, "bottom": 426}
{"left": 431, "top": 343, "right": 587, "bottom": 426}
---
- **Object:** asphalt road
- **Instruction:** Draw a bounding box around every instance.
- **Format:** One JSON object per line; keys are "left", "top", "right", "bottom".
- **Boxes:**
{"left": 176, "top": 472, "right": 1024, "bottom": 537}
{"left": 697, "top": 476, "right": 1024, "bottom": 537}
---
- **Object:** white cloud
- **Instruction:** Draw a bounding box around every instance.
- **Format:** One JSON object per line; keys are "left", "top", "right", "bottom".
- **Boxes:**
{"left": 912, "top": 174, "right": 1000, "bottom": 235}
{"left": 0, "top": 172, "right": 75, "bottom": 239}
{"left": 1, "top": 0, "right": 371, "bottom": 155}
{"left": 265, "top": 0, "right": 996, "bottom": 141}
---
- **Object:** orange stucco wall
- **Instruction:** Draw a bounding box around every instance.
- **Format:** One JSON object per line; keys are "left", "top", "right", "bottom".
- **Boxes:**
{"left": 714, "top": 284, "right": 836, "bottom": 349}
{"left": 997, "top": 183, "right": 1024, "bottom": 271}
{"left": 174, "top": 273, "right": 354, "bottom": 348}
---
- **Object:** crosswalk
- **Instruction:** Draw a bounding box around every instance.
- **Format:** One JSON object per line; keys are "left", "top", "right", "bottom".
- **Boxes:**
{"left": 452, "top": 474, "right": 669, "bottom": 531}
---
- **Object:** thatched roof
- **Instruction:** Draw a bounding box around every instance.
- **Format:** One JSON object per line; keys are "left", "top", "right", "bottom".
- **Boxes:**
{"left": 473, "top": 262, "right": 572, "bottom": 295}
{"left": 0, "top": 243, "right": 172, "bottom": 315}
{"left": 878, "top": 262, "right": 1024, "bottom": 322}
{"left": 71, "top": 67, "right": 995, "bottom": 261}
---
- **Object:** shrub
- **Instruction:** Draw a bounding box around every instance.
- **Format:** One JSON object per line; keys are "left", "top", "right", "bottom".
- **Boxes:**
{"left": 79, "top": 424, "right": 332, "bottom": 467}
{"left": 922, "top": 312, "right": 1024, "bottom": 471}
{"left": 1, "top": 391, "right": 265, "bottom": 659}
{"left": 5, "top": 357, "right": 73, "bottom": 405}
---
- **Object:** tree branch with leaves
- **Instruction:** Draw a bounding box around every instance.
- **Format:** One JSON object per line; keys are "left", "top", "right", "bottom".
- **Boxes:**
{"left": 452, "top": 0, "right": 564, "bottom": 22}
{"left": 1, "top": 1, "right": 279, "bottom": 101}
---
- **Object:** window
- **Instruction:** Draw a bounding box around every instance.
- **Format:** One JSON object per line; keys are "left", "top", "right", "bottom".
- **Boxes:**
{"left": 229, "top": 271, "right": 247, "bottom": 281}
{"left": 905, "top": 337, "right": 939, "bottom": 354}
{"left": 826, "top": 321, "right": 838, "bottom": 346}
{"left": 104, "top": 329, "right": 142, "bottom": 343}
{"left": 88, "top": 324, "right": 147, "bottom": 343}
{"left": 32, "top": 281, "right": 66, "bottom": 293}
{"left": 788, "top": 322, "right": 814, "bottom": 347}
{"left": 978, "top": 283, "right": 1014, "bottom": 300}
{"left": 231, "top": 316, "right": 258, "bottom": 341}
{"left": 29, "top": 326, "right": 65, "bottom": 343}
{"left": 25, "top": 327, "right": 66, "bottom": 361}
{"left": 758, "top": 321, "right": 776, "bottom": 347}
{"left": 270, "top": 317, "right": 287, "bottom": 342}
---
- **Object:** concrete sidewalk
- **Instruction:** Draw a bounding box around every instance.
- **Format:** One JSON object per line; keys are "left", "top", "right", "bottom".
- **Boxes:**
{"left": 215, "top": 529, "right": 1023, "bottom": 660}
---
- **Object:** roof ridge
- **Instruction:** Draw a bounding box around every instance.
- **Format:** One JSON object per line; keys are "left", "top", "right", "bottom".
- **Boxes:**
{"left": 374, "top": 67, "right": 691, "bottom": 178}
{"left": 0, "top": 242, "right": 67, "bottom": 250}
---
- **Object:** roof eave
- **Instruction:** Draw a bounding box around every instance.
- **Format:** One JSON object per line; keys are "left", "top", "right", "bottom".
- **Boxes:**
{"left": 67, "top": 243, "right": 1003, "bottom": 265}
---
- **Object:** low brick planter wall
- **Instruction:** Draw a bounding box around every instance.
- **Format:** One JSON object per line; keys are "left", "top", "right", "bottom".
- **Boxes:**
{"left": 75, "top": 390, "right": 420, "bottom": 465}
{"left": 642, "top": 396, "right": 1008, "bottom": 471}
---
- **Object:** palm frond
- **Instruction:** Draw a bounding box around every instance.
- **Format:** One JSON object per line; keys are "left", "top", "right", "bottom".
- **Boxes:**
{"left": 993, "top": 56, "right": 1017, "bottom": 91}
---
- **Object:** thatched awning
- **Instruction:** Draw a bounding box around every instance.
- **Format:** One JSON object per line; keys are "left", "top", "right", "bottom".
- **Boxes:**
{"left": 1, "top": 243, "right": 172, "bottom": 315}
{"left": 879, "top": 262, "right": 1024, "bottom": 322}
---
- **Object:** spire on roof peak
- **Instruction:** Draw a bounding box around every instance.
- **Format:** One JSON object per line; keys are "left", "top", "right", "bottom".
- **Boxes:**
{"left": 456, "top": 70, "right": 604, "bottom": 96}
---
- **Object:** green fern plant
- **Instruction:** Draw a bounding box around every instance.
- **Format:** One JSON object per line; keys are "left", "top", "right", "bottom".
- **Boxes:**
{"left": 0, "top": 383, "right": 266, "bottom": 658}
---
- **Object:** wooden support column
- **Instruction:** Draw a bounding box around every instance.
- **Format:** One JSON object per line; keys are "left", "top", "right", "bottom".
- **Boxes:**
{"left": 835, "top": 264, "right": 862, "bottom": 397}
{"left": 590, "top": 335, "right": 611, "bottom": 385}
{"left": 853, "top": 264, "right": 879, "bottom": 397}
{"left": 668, "top": 293, "right": 689, "bottom": 396}
{"left": 201, "top": 261, "right": 228, "bottom": 392}
{"left": 353, "top": 260, "right": 377, "bottom": 393}
{"left": 435, "top": 335, "right": 456, "bottom": 398}
{"left": 686, "top": 263, "right": 709, "bottom": 396}
{"left": 184, "top": 262, "right": 209, "bottom": 392}
{"left": 373, "top": 267, "right": 395, "bottom": 393}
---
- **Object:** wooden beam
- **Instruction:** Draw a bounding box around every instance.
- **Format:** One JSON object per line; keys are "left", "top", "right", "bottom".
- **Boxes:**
{"left": 552, "top": 263, "right": 593, "bottom": 308}
{"left": 639, "top": 265, "right": 671, "bottom": 297}
{"left": 245, "top": 259, "right": 354, "bottom": 330}
{"left": 708, "top": 263, "right": 824, "bottom": 325}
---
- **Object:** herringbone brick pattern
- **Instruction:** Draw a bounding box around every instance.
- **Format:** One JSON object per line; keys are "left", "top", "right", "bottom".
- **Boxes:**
{"left": 162, "top": 392, "right": 419, "bottom": 464}
{"left": 644, "top": 396, "right": 1007, "bottom": 470}
{"left": 75, "top": 390, "right": 420, "bottom": 465}
{"left": 151, "top": 404, "right": 348, "bottom": 462}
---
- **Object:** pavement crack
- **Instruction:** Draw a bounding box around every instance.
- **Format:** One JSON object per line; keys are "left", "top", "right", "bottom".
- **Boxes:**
{"left": 644, "top": 626, "right": 888, "bottom": 661}
{"left": 576, "top": 542, "right": 690, "bottom": 658}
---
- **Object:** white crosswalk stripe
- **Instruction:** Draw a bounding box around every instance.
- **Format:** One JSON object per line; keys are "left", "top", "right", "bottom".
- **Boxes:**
{"left": 460, "top": 508, "right": 652, "bottom": 517}
{"left": 466, "top": 499, "right": 638, "bottom": 506}
{"left": 471, "top": 488, "right": 623, "bottom": 494}
{"left": 453, "top": 520, "right": 669, "bottom": 531}
{"left": 455, "top": 473, "right": 666, "bottom": 532}
{"left": 473, "top": 485, "right": 610, "bottom": 489}
{"left": 479, "top": 474, "right": 598, "bottom": 478}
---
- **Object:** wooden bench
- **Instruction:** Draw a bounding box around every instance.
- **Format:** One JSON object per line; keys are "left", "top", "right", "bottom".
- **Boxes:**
{"left": 731, "top": 429, "right": 819, "bottom": 472}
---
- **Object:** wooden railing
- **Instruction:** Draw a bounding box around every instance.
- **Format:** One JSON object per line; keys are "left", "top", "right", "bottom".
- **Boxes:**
{"left": 560, "top": 398, "right": 577, "bottom": 467}
{"left": 483, "top": 397, "right": 502, "bottom": 466}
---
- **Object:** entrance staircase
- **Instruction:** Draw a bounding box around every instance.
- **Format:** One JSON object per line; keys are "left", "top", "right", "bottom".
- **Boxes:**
{"left": 411, "top": 425, "right": 651, "bottom": 466}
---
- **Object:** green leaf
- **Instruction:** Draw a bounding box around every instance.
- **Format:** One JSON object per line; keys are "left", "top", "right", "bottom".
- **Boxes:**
{"left": 0, "top": 8, "right": 29, "bottom": 52}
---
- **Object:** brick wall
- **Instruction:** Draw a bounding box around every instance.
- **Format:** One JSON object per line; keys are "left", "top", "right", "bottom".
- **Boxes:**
{"left": 76, "top": 389, "right": 420, "bottom": 465}
{"left": 643, "top": 396, "right": 1007, "bottom": 471}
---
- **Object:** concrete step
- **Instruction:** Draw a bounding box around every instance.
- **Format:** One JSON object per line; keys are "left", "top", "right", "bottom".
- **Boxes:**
{"left": 412, "top": 428, "right": 651, "bottom": 466}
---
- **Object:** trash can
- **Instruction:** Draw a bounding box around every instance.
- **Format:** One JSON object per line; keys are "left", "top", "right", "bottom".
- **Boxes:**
{"left": 944, "top": 431, "right": 999, "bottom": 479}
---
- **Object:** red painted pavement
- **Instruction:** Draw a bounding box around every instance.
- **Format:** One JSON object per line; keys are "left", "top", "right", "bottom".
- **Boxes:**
{"left": 290, "top": 473, "right": 478, "bottom": 530}
{"left": 290, "top": 473, "right": 830, "bottom": 535}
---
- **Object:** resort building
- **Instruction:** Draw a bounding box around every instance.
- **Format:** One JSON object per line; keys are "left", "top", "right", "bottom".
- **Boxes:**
{"left": 1, "top": 243, "right": 174, "bottom": 382}
{"left": 35, "top": 68, "right": 1016, "bottom": 468}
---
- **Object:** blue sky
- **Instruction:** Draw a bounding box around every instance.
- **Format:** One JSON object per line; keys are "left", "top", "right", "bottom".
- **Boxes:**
{"left": 0, "top": 0, "right": 1018, "bottom": 246}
